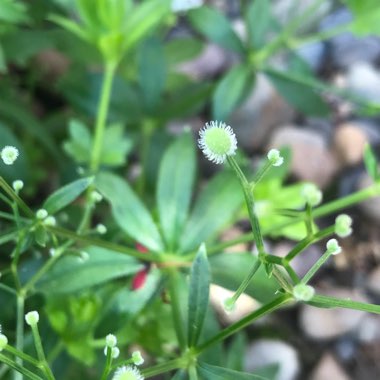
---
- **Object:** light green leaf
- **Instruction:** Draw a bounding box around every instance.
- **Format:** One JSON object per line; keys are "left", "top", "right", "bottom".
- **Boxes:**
{"left": 345, "top": 0, "right": 380, "bottom": 36}
{"left": 213, "top": 64, "right": 254, "bottom": 120}
{"left": 164, "top": 37, "right": 203, "bottom": 65}
{"left": 246, "top": 0, "right": 271, "bottom": 49}
{"left": 0, "top": 0, "right": 29, "bottom": 24}
{"left": 157, "top": 132, "right": 195, "bottom": 250}
{"left": 96, "top": 171, "right": 164, "bottom": 252}
{"left": 188, "top": 244, "right": 210, "bottom": 347}
{"left": 37, "top": 246, "right": 143, "bottom": 294}
{"left": 179, "top": 171, "right": 243, "bottom": 253}
{"left": 63, "top": 119, "right": 92, "bottom": 163}
{"left": 188, "top": 6, "right": 245, "bottom": 54}
{"left": 102, "top": 123, "right": 132, "bottom": 166}
{"left": 197, "top": 362, "right": 272, "bottom": 380}
{"left": 43, "top": 177, "right": 94, "bottom": 215}
{"left": 363, "top": 143, "right": 378, "bottom": 181}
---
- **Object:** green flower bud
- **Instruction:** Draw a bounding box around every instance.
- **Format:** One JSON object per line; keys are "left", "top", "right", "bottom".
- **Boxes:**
{"left": 293, "top": 283, "right": 315, "bottom": 301}
{"left": 335, "top": 214, "right": 353, "bottom": 238}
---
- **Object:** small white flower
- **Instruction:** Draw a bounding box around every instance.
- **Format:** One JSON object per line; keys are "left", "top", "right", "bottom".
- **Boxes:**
{"left": 112, "top": 365, "right": 144, "bottom": 380}
{"left": 36, "top": 209, "right": 48, "bottom": 220}
{"left": 198, "top": 121, "right": 237, "bottom": 164}
{"left": 132, "top": 350, "right": 144, "bottom": 366}
{"left": 301, "top": 183, "right": 322, "bottom": 207}
{"left": 12, "top": 180, "right": 24, "bottom": 192}
{"left": 0, "top": 333, "right": 8, "bottom": 351}
{"left": 25, "top": 311, "right": 39, "bottom": 326}
{"left": 96, "top": 224, "right": 107, "bottom": 235}
{"left": 1, "top": 146, "right": 19, "bottom": 165}
{"left": 335, "top": 214, "right": 353, "bottom": 238}
{"left": 106, "top": 334, "right": 117, "bottom": 348}
{"left": 326, "top": 238, "right": 341, "bottom": 255}
{"left": 44, "top": 216, "right": 56, "bottom": 227}
{"left": 267, "top": 149, "right": 284, "bottom": 167}
{"left": 171, "top": 0, "right": 203, "bottom": 12}
{"left": 293, "top": 284, "right": 315, "bottom": 301}
{"left": 104, "top": 346, "right": 120, "bottom": 359}
{"left": 90, "top": 191, "right": 103, "bottom": 203}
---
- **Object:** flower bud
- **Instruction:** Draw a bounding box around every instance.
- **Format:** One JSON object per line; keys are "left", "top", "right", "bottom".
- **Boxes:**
{"left": 301, "top": 183, "right": 322, "bottom": 207}
{"left": 132, "top": 350, "right": 144, "bottom": 366}
{"left": 106, "top": 334, "right": 117, "bottom": 348}
{"left": 0, "top": 333, "right": 8, "bottom": 351}
{"left": 267, "top": 149, "right": 284, "bottom": 167}
{"left": 326, "top": 238, "right": 342, "bottom": 255}
{"left": 25, "top": 311, "right": 39, "bottom": 326}
{"left": 12, "top": 180, "right": 24, "bottom": 192}
{"left": 293, "top": 283, "right": 315, "bottom": 301}
{"left": 1, "top": 146, "right": 19, "bottom": 165}
{"left": 36, "top": 209, "right": 48, "bottom": 220}
{"left": 335, "top": 214, "right": 353, "bottom": 238}
{"left": 96, "top": 224, "right": 107, "bottom": 234}
{"left": 112, "top": 365, "right": 144, "bottom": 380}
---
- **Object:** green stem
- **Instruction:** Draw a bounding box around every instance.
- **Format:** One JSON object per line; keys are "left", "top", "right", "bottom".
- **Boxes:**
{"left": 0, "top": 354, "right": 43, "bottom": 380}
{"left": 195, "top": 295, "right": 292, "bottom": 353}
{"left": 14, "top": 295, "right": 24, "bottom": 380}
{"left": 251, "top": 160, "right": 272, "bottom": 187}
{"left": 100, "top": 348, "right": 113, "bottom": 380}
{"left": 90, "top": 62, "right": 117, "bottom": 173}
{"left": 227, "top": 259, "right": 261, "bottom": 307}
{"left": 142, "top": 358, "right": 185, "bottom": 378}
{"left": 188, "top": 365, "right": 198, "bottom": 380}
{"left": 30, "top": 324, "right": 55, "bottom": 380}
{"left": 167, "top": 269, "right": 187, "bottom": 351}
{"left": 227, "top": 156, "right": 265, "bottom": 255}
{"left": 302, "top": 249, "right": 331, "bottom": 284}
{"left": 5, "top": 346, "right": 40, "bottom": 367}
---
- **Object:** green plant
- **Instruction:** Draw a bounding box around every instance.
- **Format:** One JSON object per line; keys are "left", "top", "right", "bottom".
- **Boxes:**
{"left": 1, "top": 0, "right": 380, "bottom": 379}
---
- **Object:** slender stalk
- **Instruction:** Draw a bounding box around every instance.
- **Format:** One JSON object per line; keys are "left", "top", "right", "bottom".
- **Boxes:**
{"left": 29, "top": 324, "right": 55, "bottom": 380}
{"left": 5, "top": 346, "right": 40, "bottom": 367}
{"left": 142, "top": 358, "right": 185, "bottom": 378}
{"left": 196, "top": 295, "right": 292, "bottom": 353}
{"left": 14, "top": 295, "right": 24, "bottom": 380}
{"left": 167, "top": 269, "right": 187, "bottom": 350}
{"left": 302, "top": 250, "right": 331, "bottom": 284}
{"left": 251, "top": 160, "right": 272, "bottom": 187}
{"left": 227, "top": 156, "right": 265, "bottom": 255}
{"left": 90, "top": 61, "right": 117, "bottom": 173}
{"left": 0, "top": 354, "right": 43, "bottom": 380}
{"left": 100, "top": 348, "right": 112, "bottom": 380}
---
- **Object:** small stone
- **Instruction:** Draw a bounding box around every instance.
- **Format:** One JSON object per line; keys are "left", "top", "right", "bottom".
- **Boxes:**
{"left": 244, "top": 339, "right": 300, "bottom": 380}
{"left": 346, "top": 62, "right": 380, "bottom": 104}
{"left": 300, "top": 288, "right": 368, "bottom": 340}
{"left": 310, "top": 353, "right": 351, "bottom": 380}
{"left": 357, "top": 172, "right": 380, "bottom": 223}
{"left": 176, "top": 43, "right": 230, "bottom": 80}
{"left": 268, "top": 126, "right": 338, "bottom": 188}
{"left": 334, "top": 123, "right": 368, "bottom": 166}
{"left": 320, "top": 8, "right": 380, "bottom": 69}
{"left": 230, "top": 75, "right": 295, "bottom": 151}
{"left": 357, "top": 314, "right": 380, "bottom": 343}
{"left": 366, "top": 266, "right": 380, "bottom": 296}
{"left": 297, "top": 42, "right": 326, "bottom": 72}
{"left": 209, "top": 284, "right": 260, "bottom": 325}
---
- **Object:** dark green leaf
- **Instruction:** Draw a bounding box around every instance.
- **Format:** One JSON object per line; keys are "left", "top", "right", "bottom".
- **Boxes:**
{"left": 188, "top": 6, "right": 245, "bottom": 54}
{"left": 179, "top": 171, "right": 243, "bottom": 252}
{"left": 226, "top": 334, "right": 247, "bottom": 371}
{"left": 157, "top": 132, "right": 196, "bottom": 250}
{"left": 188, "top": 244, "right": 210, "bottom": 347}
{"left": 96, "top": 171, "right": 164, "bottom": 252}
{"left": 197, "top": 362, "right": 272, "bottom": 380}
{"left": 210, "top": 253, "right": 279, "bottom": 304}
{"left": 138, "top": 36, "right": 167, "bottom": 111}
{"left": 34, "top": 224, "right": 48, "bottom": 247}
{"left": 37, "top": 246, "right": 142, "bottom": 294}
{"left": 363, "top": 143, "right": 378, "bottom": 181}
{"left": 165, "top": 37, "right": 204, "bottom": 65}
{"left": 264, "top": 67, "right": 329, "bottom": 116}
{"left": 43, "top": 177, "right": 94, "bottom": 215}
{"left": 246, "top": 0, "right": 271, "bottom": 49}
{"left": 213, "top": 64, "right": 254, "bottom": 120}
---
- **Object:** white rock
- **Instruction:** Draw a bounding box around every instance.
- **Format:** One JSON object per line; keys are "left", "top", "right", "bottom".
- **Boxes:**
{"left": 244, "top": 339, "right": 300, "bottom": 380}
{"left": 300, "top": 288, "right": 369, "bottom": 340}
{"left": 230, "top": 75, "right": 295, "bottom": 150}
{"left": 210, "top": 284, "right": 260, "bottom": 325}
{"left": 310, "top": 353, "right": 351, "bottom": 380}
{"left": 268, "top": 126, "right": 338, "bottom": 188}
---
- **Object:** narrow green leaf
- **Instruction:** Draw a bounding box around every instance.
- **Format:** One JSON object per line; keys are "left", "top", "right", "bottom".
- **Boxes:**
{"left": 197, "top": 362, "right": 272, "bottom": 380}
{"left": 308, "top": 294, "right": 380, "bottom": 314}
{"left": 37, "top": 246, "right": 142, "bottom": 294}
{"left": 213, "top": 64, "right": 254, "bottom": 120}
{"left": 188, "top": 6, "right": 245, "bottom": 54}
{"left": 188, "top": 244, "right": 210, "bottom": 347}
{"left": 96, "top": 171, "right": 164, "bottom": 252}
{"left": 245, "top": 0, "right": 271, "bottom": 49}
{"left": 138, "top": 36, "right": 167, "bottom": 111}
{"left": 157, "top": 132, "right": 195, "bottom": 250}
{"left": 43, "top": 177, "right": 94, "bottom": 215}
{"left": 264, "top": 67, "right": 329, "bottom": 116}
{"left": 179, "top": 171, "right": 243, "bottom": 252}
{"left": 164, "top": 37, "right": 204, "bottom": 65}
{"left": 363, "top": 143, "right": 378, "bottom": 181}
